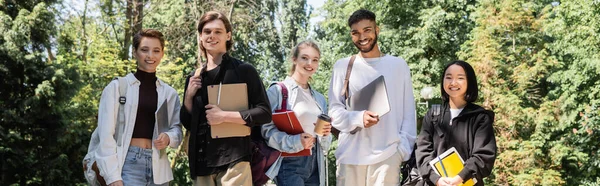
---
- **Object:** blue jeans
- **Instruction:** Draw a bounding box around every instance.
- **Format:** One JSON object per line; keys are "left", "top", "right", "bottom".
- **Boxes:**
{"left": 122, "top": 146, "right": 168, "bottom": 186}
{"left": 275, "top": 145, "right": 319, "bottom": 186}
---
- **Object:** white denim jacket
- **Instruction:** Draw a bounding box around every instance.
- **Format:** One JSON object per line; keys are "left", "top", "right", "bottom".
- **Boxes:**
{"left": 95, "top": 73, "right": 182, "bottom": 184}
{"left": 262, "top": 77, "right": 333, "bottom": 186}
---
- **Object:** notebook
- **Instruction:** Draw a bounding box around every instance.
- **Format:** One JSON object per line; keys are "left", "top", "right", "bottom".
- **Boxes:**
{"left": 272, "top": 111, "right": 311, "bottom": 157}
{"left": 207, "top": 83, "right": 251, "bottom": 138}
{"left": 428, "top": 147, "right": 477, "bottom": 186}
{"left": 155, "top": 99, "right": 169, "bottom": 157}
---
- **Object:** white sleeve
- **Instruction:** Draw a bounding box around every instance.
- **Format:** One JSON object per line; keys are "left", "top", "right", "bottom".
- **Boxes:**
{"left": 94, "top": 81, "right": 122, "bottom": 184}
{"left": 328, "top": 59, "right": 365, "bottom": 133}
{"left": 397, "top": 64, "right": 417, "bottom": 161}
{"left": 165, "top": 90, "right": 183, "bottom": 148}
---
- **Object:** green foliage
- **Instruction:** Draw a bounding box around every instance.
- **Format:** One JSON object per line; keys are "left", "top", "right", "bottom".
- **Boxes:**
{"left": 0, "top": 0, "right": 88, "bottom": 184}
{"left": 3, "top": 0, "right": 600, "bottom": 185}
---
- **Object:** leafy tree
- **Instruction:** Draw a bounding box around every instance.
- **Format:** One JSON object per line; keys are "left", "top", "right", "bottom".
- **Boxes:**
{"left": 0, "top": 0, "right": 88, "bottom": 184}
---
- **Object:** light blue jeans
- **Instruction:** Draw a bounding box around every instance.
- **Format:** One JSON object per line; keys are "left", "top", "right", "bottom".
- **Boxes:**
{"left": 122, "top": 146, "right": 168, "bottom": 186}
{"left": 275, "top": 144, "right": 320, "bottom": 186}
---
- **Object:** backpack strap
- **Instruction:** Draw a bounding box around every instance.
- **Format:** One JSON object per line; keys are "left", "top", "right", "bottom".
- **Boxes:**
{"left": 341, "top": 55, "right": 356, "bottom": 104}
{"left": 430, "top": 104, "right": 444, "bottom": 137}
{"left": 115, "top": 77, "right": 128, "bottom": 147}
{"left": 431, "top": 104, "right": 441, "bottom": 118}
{"left": 276, "top": 82, "right": 289, "bottom": 111}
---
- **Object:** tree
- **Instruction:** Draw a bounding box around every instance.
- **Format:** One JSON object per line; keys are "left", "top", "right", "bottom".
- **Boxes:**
{"left": 458, "top": 0, "right": 600, "bottom": 184}
{"left": 0, "top": 0, "right": 86, "bottom": 184}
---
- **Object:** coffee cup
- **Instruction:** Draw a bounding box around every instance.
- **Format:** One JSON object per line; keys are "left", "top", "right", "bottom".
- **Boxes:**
{"left": 314, "top": 114, "right": 332, "bottom": 136}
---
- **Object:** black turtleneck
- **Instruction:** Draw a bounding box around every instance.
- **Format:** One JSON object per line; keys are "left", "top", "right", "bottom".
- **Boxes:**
{"left": 132, "top": 69, "right": 158, "bottom": 139}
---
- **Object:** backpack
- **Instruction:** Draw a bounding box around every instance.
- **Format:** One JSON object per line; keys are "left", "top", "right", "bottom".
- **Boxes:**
{"left": 82, "top": 77, "right": 128, "bottom": 186}
{"left": 249, "top": 82, "right": 288, "bottom": 186}
{"left": 401, "top": 104, "right": 442, "bottom": 186}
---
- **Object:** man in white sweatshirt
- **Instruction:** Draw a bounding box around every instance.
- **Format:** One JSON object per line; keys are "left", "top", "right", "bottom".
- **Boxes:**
{"left": 328, "top": 9, "right": 417, "bottom": 186}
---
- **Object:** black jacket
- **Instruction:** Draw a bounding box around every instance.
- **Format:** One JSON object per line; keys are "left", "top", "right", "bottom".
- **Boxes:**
{"left": 180, "top": 54, "right": 272, "bottom": 176}
{"left": 415, "top": 103, "right": 497, "bottom": 186}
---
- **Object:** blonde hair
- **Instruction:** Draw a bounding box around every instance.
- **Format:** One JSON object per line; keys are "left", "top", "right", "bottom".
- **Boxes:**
{"left": 289, "top": 40, "right": 321, "bottom": 76}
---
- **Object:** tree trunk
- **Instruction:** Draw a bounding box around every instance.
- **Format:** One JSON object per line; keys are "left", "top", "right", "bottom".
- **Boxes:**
{"left": 45, "top": 45, "right": 55, "bottom": 63}
{"left": 81, "top": 0, "right": 89, "bottom": 63}
{"left": 133, "top": 0, "right": 144, "bottom": 36}
{"left": 228, "top": 0, "right": 236, "bottom": 20}
{"left": 121, "top": 0, "right": 133, "bottom": 60}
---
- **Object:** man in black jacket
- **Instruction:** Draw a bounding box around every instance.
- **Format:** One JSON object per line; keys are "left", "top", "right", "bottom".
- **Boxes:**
{"left": 180, "top": 11, "right": 271, "bottom": 186}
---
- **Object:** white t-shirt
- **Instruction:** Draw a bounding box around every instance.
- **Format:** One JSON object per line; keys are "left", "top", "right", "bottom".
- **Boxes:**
{"left": 449, "top": 108, "right": 464, "bottom": 126}
{"left": 293, "top": 87, "right": 321, "bottom": 136}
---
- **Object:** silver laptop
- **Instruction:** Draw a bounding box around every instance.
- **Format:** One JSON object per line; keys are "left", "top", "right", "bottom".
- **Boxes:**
{"left": 348, "top": 75, "right": 391, "bottom": 134}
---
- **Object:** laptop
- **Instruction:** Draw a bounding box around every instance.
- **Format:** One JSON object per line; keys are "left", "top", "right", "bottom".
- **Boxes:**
{"left": 348, "top": 75, "right": 390, "bottom": 134}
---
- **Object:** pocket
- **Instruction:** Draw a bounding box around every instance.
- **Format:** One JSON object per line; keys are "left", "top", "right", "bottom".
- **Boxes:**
{"left": 124, "top": 151, "right": 137, "bottom": 164}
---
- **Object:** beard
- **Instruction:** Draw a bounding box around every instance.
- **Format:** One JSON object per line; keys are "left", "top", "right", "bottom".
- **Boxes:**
{"left": 353, "top": 33, "right": 378, "bottom": 53}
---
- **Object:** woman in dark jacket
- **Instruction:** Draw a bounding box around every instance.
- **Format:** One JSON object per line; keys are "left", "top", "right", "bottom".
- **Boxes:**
{"left": 180, "top": 11, "right": 271, "bottom": 186}
{"left": 415, "top": 60, "right": 497, "bottom": 186}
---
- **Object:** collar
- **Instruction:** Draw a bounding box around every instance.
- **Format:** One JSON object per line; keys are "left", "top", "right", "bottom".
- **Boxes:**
{"left": 125, "top": 73, "right": 164, "bottom": 87}
{"left": 134, "top": 69, "right": 157, "bottom": 83}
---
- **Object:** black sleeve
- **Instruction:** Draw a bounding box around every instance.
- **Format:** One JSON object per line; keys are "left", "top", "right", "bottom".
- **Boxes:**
{"left": 415, "top": 110, "right": 440, "bottom": 185}
{"left": 237, "top": 63, "right": 272, "bottom": 127}
{"left": 180, "top": 75, "right": 192, "bottom": 130}
{"left": 458, "top": 111, "right": 497, "bottom": 180}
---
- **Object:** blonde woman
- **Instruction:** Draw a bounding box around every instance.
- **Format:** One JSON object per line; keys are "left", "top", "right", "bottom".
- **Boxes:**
{"left": 262, "top": 41, "right": 333, "bottom": 186}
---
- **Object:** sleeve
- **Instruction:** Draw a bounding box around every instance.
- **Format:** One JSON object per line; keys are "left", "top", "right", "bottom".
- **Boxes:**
{"left": 261, "top": 84, "right": 304, "bottom": 153}
{"left": 238, "top": 64, "right": 272, "bottom": 126}
{"left": 180, "top": 76, "right": 192, "bottom": 130}
{"left": 327, "top": 60, "right": 365, "bottom": 133}
{"left": 458, "top": 112, "right": 497, "bottom": 181}
{"left": 397, "top": 65, "right": 417, "bottom": 161}
{"left": 415, "top": 110, "right": 441, "bottom": 185}
{"left": 317, "top": 95, "right": 333, "bottom": 152}
{"left": 94, "top": 81, "right": 123, "bottom": 184}
{"left": 165, "top": 90, "right": 183, "bottom": 148}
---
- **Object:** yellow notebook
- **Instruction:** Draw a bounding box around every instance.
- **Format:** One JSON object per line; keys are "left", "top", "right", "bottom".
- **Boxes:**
{"left": 428, "top": 147, "right": 477, "bottom": 186}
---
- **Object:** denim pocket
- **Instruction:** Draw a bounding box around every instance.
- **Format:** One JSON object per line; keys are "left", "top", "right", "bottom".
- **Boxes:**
{"left": 125, "top": 150, "right": 138, "bottom": 164}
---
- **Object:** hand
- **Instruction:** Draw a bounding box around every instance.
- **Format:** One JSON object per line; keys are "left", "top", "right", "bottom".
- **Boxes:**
{"left": 447, "top": 175, "right": 464, "bottom": 185}
{"left": 436, "top": 177, "right": 453, "bottom": 186}
{"left": 153, "top": 133, "right": 170, "bottom": 150}
{"left": 314, "top": 122, "right": 332, "bottom": 136}
{"left": 186, "top": 75, "right": 202, "bottom": 98}
{"left": 300, "top": 133, "right": 315, "bottom": 149}
{"left": 108, "top": 180, "right": 124, "bottom": 186}
{"left": 184, "top": 75, "right": 202, "bottom": 112}
{"left": 205, "top": 104, "right": 225, "bottom": 125}
{"left": 363, "top": 111, "right": 379, "bottom": 128}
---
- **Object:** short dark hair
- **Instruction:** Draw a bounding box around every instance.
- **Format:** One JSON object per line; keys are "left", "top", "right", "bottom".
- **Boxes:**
{"left": 348, "top": 9, "right": 376, "bottom": 27}
{"left": 441, "top": 60, "right": 479, "bottom": 103}
{"left": 133, "top": 29, "right": 165, "bottom": 50}
{"left": 197, "top": 11, "right": 233, "bottom": 51}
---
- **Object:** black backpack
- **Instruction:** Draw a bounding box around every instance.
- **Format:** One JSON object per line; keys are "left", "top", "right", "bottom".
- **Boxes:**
{"left": 401, "top": 104, "right": 442, "bottom": 186}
